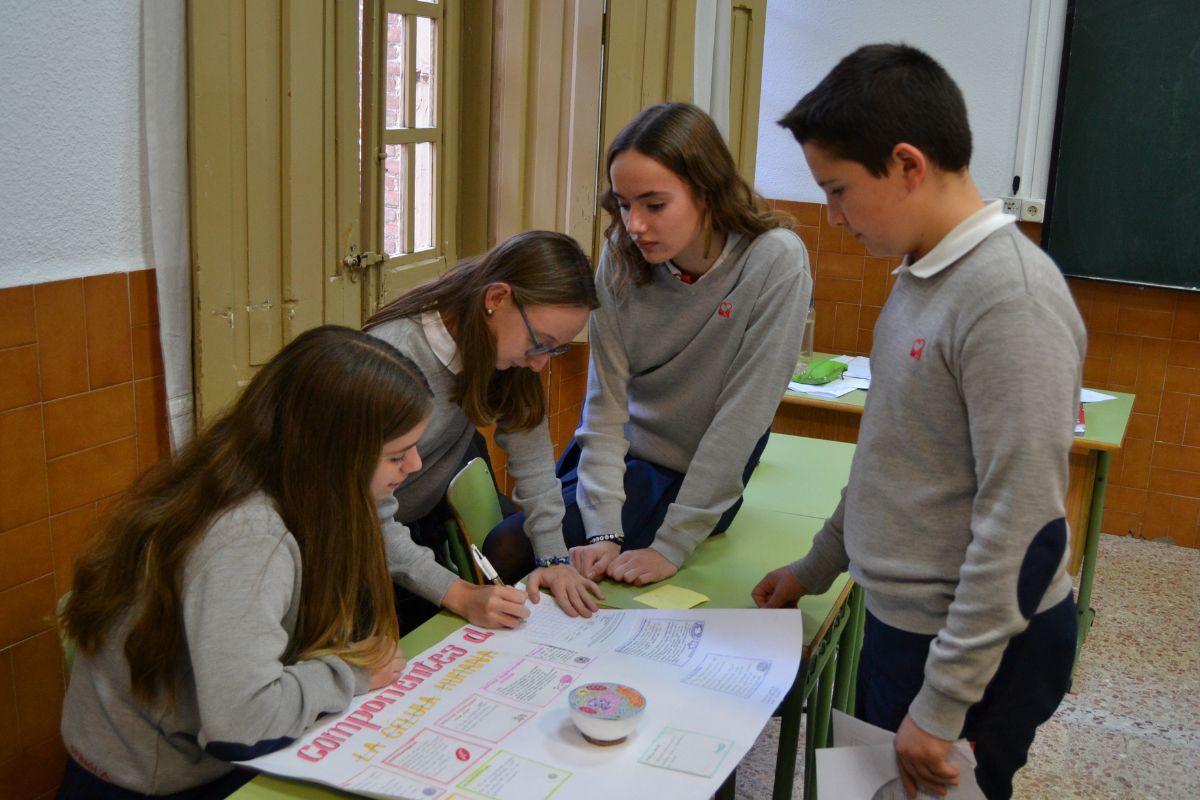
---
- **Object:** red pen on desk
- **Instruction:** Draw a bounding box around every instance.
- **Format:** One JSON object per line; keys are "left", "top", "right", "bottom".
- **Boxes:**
{"left": 471, "top": 544, "right": 505, "bottom": 587}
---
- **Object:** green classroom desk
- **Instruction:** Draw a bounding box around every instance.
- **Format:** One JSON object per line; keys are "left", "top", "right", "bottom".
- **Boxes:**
{"left": 774, "top": 368, "right": 1134, "bottom": 673}
{"left": 232, "top": 434, "right": 859, "bottom": 800}
{"left": 597, "top": 506, "right": 860, "bottom": 800}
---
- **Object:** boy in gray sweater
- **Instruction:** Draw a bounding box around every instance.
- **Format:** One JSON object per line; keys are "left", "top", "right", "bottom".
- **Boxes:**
{"left": 754, "top": 45, "right": 1084, "bottom": 800}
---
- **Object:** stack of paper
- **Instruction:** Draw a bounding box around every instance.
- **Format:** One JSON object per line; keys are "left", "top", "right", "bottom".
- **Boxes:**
{"left": 787, "top": 377, "right": 869, "bottom": 399}
{"left": 839, "top": 356, "right": 871, "bottom": 381}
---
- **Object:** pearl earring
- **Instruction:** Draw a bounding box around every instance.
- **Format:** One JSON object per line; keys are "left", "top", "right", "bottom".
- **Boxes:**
{"left": 485, "top": 307, "right": 494, "bottom": 316}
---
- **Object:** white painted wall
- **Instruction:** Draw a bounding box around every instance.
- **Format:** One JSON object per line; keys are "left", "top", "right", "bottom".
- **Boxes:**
{"left": 0, "top": 0, "right": 150, "bottom": 288}
{"left": 755, "top": 1, "right": 1049, "bottom": 205}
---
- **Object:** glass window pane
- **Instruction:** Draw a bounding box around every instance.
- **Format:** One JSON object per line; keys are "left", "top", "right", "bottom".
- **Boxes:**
{"left": 414, "top": 142, "right": 435, "bottom": 251}
{"left": 384, "top": 144, "right": 408, "bottom": 255}
{"left": 415, "top": 16, "right": 436, "bottom": 127}
{"left": 357, "top": 2, "right": 364, "bottom": 201}
{"left": 385, "top": 13, "right": 406, "bottom": 129}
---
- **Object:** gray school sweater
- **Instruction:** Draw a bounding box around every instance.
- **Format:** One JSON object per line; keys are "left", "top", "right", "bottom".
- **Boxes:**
{"left": 61, "top": 494, "right": 370, "bottom": 795}
{"left": 788, "top": 221, "right": 1086, "bottom": 740}
{"left": 576, "top": 228, "right": 812, "bottom": 565}
{"left": 369, "top": 317, "right": 569, "bottom": 598}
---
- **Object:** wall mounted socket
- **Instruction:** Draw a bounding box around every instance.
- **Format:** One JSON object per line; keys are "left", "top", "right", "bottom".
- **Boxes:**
{"left": 1000, "top": 197, "right": 1046, "bottom": 222}
{"left": 1019, "top": 199, "right": 1045, "bottom": 222}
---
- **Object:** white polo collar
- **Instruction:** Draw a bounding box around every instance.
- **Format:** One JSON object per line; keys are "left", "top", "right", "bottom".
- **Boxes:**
{"left": 894, "top": 200, "right": 1016, "bottom": 279}
{"left": 419, "top": 309, "right": 462, "bottom": 374}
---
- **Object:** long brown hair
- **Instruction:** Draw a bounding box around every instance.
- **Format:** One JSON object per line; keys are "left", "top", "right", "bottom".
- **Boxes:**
{"left": 600, "top": 102, "right": 784, "bottom": 289}
{"left": 364, "top": 230, "right": 598, "bottom": 432}
{"left": 60, "top": 326, "right": 432, "bottom": 706}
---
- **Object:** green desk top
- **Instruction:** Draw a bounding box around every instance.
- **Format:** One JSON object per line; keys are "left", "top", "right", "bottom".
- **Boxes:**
{"left": 742, "top": 435, "right": 855, "bottom": 519}
{"left": 232, "top": 433, "right": 854, "bottom": 799}
{"left": 782, "top": 354, "right": 1133, "bottom": 453}
{"left": 1074, "top": 391, "right": 1134, "bottom": 452}
{"left": 597, "top": 507, "right": 847, "bottom": 649}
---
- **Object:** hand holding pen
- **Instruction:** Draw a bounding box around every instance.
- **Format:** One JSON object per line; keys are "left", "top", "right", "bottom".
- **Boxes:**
{"left": 443, "top": 547, "right": 528, "bottom": 629}
{"left": 471, "top": 544, "right": 505, "bottom": 587}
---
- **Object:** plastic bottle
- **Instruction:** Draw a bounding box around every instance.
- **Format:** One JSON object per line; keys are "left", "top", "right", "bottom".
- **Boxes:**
{"left": 796, "top": 298, "right": 815, "bottom": 376}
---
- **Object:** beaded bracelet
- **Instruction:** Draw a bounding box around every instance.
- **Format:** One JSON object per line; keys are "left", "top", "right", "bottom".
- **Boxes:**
{"left": 586, "top": 533, "right": 625, "bottom": 546}
{"left": 534, "top": 555, "right": 572, "bottom": 568}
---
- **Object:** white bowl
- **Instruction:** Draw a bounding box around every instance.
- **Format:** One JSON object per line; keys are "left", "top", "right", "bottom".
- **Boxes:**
{"left": 567, "top": 682, "right": 646, "bottom": 745}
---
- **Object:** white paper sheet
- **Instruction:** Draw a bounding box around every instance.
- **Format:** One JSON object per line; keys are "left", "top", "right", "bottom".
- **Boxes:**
{"left": 817, "top": 711, "right": 985, "bottom": 800}
{"left": 832, "top": 355, "right": 872, "bottom": 381}
{"left": 788, "top": 376, "right": 871, "bottom": 398}
{"left": 240, "top": 604, "right": 804, "bottom": 799}
{"left": 1080, "top": 389, "right": 1116, "bottom": 403}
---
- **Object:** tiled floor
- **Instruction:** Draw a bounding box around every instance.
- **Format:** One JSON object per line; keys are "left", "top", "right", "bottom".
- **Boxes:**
{"left": 730, "top": 534, "right": 1200, "bottom": 799}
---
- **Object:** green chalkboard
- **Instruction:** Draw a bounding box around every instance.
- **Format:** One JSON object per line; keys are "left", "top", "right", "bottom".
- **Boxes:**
{"left": 1043, "top": 0, "right": 1200, "bottom": 291}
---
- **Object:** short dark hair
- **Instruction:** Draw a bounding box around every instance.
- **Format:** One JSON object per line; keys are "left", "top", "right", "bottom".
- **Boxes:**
{"left": 778, "top": 43, "right": 972, "bottom": 177}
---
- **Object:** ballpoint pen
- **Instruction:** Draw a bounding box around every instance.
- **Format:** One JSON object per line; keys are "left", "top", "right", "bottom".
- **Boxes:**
{"left": 471, "top": 544, "right": 505, "bottom": 587}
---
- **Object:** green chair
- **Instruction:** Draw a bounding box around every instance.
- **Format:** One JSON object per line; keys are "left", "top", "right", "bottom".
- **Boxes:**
{"left": 445, "top": 457, "right": 506, "bottom": 583}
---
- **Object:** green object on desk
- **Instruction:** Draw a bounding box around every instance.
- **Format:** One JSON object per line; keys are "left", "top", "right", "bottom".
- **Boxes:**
{"left": 794, "top": 358, "right": 847, "bottom": 385}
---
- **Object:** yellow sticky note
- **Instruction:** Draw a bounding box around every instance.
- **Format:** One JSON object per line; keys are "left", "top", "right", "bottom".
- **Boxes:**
{"left": 634, "top": 585, "right": 709, "bottom": 609}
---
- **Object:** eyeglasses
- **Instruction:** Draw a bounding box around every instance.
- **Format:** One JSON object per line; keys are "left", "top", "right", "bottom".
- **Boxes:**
{"left": 515, "top": 301, "right": 571, "bottom": 358}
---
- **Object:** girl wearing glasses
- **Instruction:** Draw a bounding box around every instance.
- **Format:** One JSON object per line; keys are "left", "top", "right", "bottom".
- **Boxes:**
{"left": 488, "top": 104, "right": 811, "bottom": 587}
{"left": 364, "top": 230, "right": 605, "bottom": 632}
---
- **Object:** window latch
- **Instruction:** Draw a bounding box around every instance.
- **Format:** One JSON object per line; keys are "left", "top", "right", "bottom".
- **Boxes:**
{"left": 341, "top": 250, "right": 386, "bottom": 282}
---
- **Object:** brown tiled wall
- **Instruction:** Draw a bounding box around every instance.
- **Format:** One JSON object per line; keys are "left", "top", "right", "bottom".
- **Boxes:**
{"left": 0, "top": 271, "right": 170, "bottom": 799}
{"left": 773, "top": 198, "right": 1200, "bottom": 549}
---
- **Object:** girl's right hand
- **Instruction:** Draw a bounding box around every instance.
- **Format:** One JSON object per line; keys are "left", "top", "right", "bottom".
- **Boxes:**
{"left": 443, "top": 579, "right": 530, "bottom": 629}
{"left": 569, "top": 540, "right": 620, "bottom": 581}
{"left": 366, "top": 640, "right": 407, "bottom": 690}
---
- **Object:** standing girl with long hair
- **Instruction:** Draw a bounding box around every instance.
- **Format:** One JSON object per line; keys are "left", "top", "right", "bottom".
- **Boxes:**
{"left": 364, "top": 230, "right": 605, "bottom": 631}
{"left": 488, "top": 103, "right": 811, "bottom": 587}
{"left": 58, "top": 326, "right": 431, "bottom": 798}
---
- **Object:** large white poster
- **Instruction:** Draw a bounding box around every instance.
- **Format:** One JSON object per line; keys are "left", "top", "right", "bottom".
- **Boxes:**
{"left": 242, "top": 603, "right": 804, "bottom": 799}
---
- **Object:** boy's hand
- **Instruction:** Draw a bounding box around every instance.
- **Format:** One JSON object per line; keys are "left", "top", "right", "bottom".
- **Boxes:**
{"left": 526, "top": 563, "right": 605, "bottom": 618}
{"left": 894, "top": 714, "right": 958, "bottom": 797}
{"left": 752, "top": 565, "right": 807, "bottom": 608}
{"left": 569, "top": 540, "right": 620, "bottom": 581}
{"left": 606, "top": 548, "right": 677, "bottom": 586}
{"left": 443, "top": 580, "right": 529, "bottom": 629}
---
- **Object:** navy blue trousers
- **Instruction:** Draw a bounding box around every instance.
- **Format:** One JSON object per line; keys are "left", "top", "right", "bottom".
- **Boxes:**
{"left": 483, "top": 429, "right": 771, "bottom": 583}
{"left": 58, "top": 757, "right": 251, "bottom": 799}
{"left": 855, "top": 594, "right": 1076, "bottom": 799}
